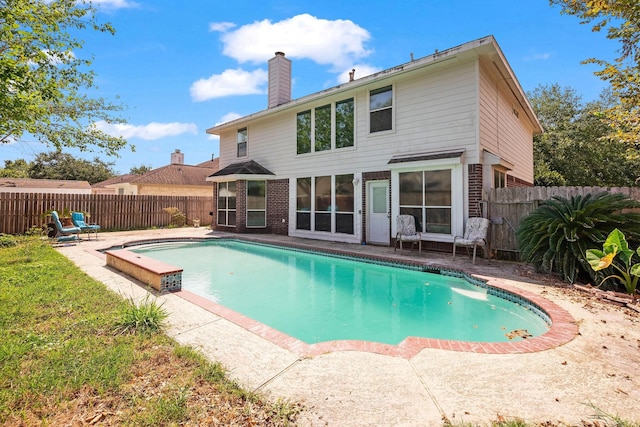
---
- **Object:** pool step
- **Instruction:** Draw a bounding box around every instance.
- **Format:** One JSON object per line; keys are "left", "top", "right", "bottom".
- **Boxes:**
{"left": 105, "top": 249, "right": 182, "bottom": 292}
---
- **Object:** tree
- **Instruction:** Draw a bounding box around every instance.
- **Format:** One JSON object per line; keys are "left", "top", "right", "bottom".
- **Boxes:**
{"left": 551, "top": 0, "right": 640, "bottom": 146}
{"left": 28, "top": 151, "right": 116, "bottom": 184}
{"left": 130, "top": 164, "right": 152, "bottom": 175}
{"left": 529, "top": 84, "right": 640, "bottom": 186}
{"left": 0, "top": 0, "right": 131, "bottom": 156}
{"left": 0, "top": 158, "right": 30, "bottom": 177}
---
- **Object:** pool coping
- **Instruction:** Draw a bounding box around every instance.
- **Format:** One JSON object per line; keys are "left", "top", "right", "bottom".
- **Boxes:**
{"left": 101, "top": 236, "right": 579, "bottom": 359}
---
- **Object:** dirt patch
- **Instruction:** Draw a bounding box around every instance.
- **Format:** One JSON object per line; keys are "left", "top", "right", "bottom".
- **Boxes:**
{"left": 4, "top": 344, "right": 300, "bottom": 426}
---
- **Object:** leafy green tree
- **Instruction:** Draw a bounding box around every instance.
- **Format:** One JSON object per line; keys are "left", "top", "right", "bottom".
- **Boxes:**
{"left": 551, "top": 0, "right": 640, "bottom": 146}
{"left": 529, "top": 84, "right": 640, "bottom": 186}
{"left": 0, "top": 158, "right": 30, "bottom": 177}
{"left": 28, "top": 151, "right": 116, "bottom": 184}
{"left": 0, "top": 0, "right": 131, "bottom": 156}
{"left": 130, "top": 165, "right": 152, "bottom": 175}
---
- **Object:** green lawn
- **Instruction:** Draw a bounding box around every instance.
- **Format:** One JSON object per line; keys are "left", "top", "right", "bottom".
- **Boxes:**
{"left": 0, "top": 236, "right": 299, "bottom": 426}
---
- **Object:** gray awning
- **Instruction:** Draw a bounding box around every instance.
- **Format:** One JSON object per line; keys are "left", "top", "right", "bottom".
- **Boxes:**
{"left": 207, "top": 160, "right": 275, "bottom": 182}
{"left": 388, "top": 150, "right": 464, "bottom": 164}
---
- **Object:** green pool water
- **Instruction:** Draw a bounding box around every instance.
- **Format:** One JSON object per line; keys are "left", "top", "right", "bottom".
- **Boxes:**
{"left": 132, "top": 240, "right": 549, "bottom": 345}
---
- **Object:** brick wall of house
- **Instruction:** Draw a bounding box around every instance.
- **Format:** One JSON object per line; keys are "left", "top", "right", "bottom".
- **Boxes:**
{"left": 267, "top": 179, "right": 289, "bottom": 235}
{"left": 468, "top": 164, "right": 483, "bottom": 218}
{"left": 507, "top": 175, "right": 533, "bottom": 188}
{"left": 362, "top": 171, "right": 391, "bottom": 245}
{"left": 211, "top": 179, "right": 290, "bottom": 235}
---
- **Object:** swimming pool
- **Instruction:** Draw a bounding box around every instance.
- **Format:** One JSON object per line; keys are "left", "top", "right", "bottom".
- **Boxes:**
{"left": 131, "top": 239, "right": 550, "bottom": 345}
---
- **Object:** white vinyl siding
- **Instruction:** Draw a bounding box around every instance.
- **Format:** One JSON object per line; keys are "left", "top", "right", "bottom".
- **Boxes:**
{"left": 478, "top": 60, "right": 534, "bottom": 184}
{"left": 215, "top": 59, "right": 479, "bottom": 180}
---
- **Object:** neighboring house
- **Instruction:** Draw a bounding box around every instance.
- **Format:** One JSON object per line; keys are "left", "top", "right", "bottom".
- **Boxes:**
{"left": 206, "top": 36, "right": 543, "bottom": 247}
{"left": 91, "top": 174, "right": 137, "bottom": 194}
{"left": 101, "top": 150, "right": 219, "bottom": 196}
{"left": 0, "top": 178, "right": 92, "bottom": 194}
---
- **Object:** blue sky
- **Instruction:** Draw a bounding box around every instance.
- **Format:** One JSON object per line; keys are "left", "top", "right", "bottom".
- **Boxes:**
{"left": 2, "top": 0, "right": 621, "bottom": 175}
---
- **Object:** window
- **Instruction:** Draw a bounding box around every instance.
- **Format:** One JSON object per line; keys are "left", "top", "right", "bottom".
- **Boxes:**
{"left": 296, "top": 177, "right": 311, "bottom": 230}
{"left": 399, "top": 170, "right": 451, "bottom": 234}
{"left": 296, "top": 110, "right": 311, "bottom": 154}
{"left": 296, "top": 174, "right": 354, "bottom": 234}
{"left": 237, "top": 128, "right": 247, "bottom": 157}
{"left": 369, "top": 85, "right": 392, "bottom": 133}
{"left": 246, "top": 181, "right": 266, "bottom": 227}
{"left": 314, "top": 104, "right": 331, "bottom": 152}
{"left": 296, "top": 97, "right": 354, "bottom": 154}
{"left": 217, "top": 181, "right": 236, "bottom": 226}
{"left": 336, "top": 98, "right": 354, "bottom": 148}
{"left": 494, "top": 169, "right": 506, "bottom": 188}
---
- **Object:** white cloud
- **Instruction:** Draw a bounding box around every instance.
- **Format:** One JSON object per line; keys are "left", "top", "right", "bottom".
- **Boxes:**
{"left": 93, "top": 0, "right": 138, "bottom": 8}
{"left": 524, "top": 53, "right": 551, "bottom": 61}
{"left": 217, "top": 112, "right": 242, "bottom": 126}
{"left": 190, "top": 68, "right": 267, "bottom": 101}
{"left": 93, "top": 121, "right": 197, "bottom": 140}
{"left": 209, "top": 22, "right": 236, "bottom": 32}
{"left": 219, "top": 14, "right": 372, "bottom": 70}
{"left": 336, "top": 64, "right": 381, "bottom": 84}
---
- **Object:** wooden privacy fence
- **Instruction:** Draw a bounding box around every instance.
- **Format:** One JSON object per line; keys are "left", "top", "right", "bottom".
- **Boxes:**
{"left": 0, "top": 193, "right": 214, "bottom": 235}
{"left": 484, "top": 186, "right": 640, "bottom": 258}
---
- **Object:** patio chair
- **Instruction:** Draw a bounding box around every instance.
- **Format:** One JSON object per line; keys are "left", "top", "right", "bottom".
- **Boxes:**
{"left": 394, "top": 215, "right": 422, "bottom": 254}
{"left": 71, "top": 211, "right": 100, "bottom": 240}
{"left": 453, "top": 217, "right": 490, "bottom": 264}
{"left": 50, "top": 210, "right": 81, "bottom": 243}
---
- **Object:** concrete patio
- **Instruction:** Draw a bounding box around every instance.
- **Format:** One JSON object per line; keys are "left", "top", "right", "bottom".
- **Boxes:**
{"left": 56, "top": 228, "right": 640, "bottom": 426}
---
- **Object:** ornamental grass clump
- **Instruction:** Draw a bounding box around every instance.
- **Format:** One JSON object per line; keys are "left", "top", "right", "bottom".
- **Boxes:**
{"left": 115, "top": 294, "right": 168, "bottom": 335}
{"left": 516, "top": 192, "right": 640, "bottom": 283}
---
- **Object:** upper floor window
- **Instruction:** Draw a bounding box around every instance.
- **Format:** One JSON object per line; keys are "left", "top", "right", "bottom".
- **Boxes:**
{"left": 237, "top": 128, "right": 247, "bottom": 157}
{"left": 336, "top": 98, "right": 354, "bottom": 148}
{"left": 296, "top": 110, "right": 311, "bottom": 154}
{"left": 369, "top": 85, "right": 392, "bottom": 133}
{"left": 296, "top": 98, "right": 354, "bottom": 155}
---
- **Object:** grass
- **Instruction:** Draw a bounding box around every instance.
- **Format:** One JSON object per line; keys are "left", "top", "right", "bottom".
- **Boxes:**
{"left": 0, "top": 236, "right": 300, "bottom": 426}
{"left": 2, "top": 236, "right": 637, "bottom": 426}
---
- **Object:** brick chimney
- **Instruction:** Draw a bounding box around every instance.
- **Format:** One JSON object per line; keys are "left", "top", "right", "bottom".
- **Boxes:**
{"left": 268, "top": 52, "right": 291, "bottom": 108}
{"left": 171, "top": 149, "right": 184, "bottom": 165}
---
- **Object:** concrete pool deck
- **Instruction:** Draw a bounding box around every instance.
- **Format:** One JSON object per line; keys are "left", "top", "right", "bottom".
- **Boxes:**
{"left": 56, "top": 228, "right": 640, "bottom": 426}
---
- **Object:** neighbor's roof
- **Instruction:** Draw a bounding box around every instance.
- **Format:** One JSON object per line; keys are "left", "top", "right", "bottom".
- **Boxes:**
{"left": 195, "top": 158, "right": 219, "bottom": 170}
{"left": 124, "top": 164, "right": 217, "bottom": 186}
{"left": 0, "top": 178, "right": 91, "bottom": 190}
{"left": 92, "top": 174, "right": 138, "bottom": 188}
{"left": 206, "top": 35, "right": 543, "bottom": 135}
{"left": 98, "top": 158, "right": 220, "bottom": 188}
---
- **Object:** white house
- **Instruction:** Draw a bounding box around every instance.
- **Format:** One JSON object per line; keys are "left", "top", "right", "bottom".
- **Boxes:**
{"left": 206, "top": 36, "right": 542, "bottom": 248}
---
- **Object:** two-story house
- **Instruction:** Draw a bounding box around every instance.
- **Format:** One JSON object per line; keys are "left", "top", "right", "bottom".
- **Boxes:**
{"left": 206, "top": 36, "right": 542, "bottom": 248}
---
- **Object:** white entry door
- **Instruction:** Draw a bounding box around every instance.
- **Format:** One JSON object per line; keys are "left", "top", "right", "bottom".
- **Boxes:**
{"left": 367, "top": 180, "right": 390, "bottom": 245}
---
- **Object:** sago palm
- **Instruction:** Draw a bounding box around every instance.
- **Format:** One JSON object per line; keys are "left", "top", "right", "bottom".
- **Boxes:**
{"left": 517, "top": 192, "right": 640, "bottom": 283}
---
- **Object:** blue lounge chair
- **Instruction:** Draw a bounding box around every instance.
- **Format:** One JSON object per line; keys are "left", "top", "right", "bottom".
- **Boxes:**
{"left": 50, "top": 211, "right": 81, "bottom": 243}
{"left": 71, "top": 211, "right": 100, "bottom": 240}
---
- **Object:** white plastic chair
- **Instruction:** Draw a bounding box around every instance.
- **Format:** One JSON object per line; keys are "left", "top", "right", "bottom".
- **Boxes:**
{"left": 394, "top": 215, "right": 422, "bottom": 254}
{"left": 453, "top": 217, "right": 490, "bottom": 264}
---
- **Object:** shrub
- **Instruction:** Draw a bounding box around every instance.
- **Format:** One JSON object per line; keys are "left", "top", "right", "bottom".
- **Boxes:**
{"left": 586, "top": 229, "right": 640, "bottom": 298}
{"left": 516, "top": 192, "right": 640, "bottom": 283}
{"left": 0, "top": 234, "right": 18, "bottom": 247}
{"left": 163, "top": 207, "right": 186, "bottom": 227}
{"left": 114, "top": 295, "right": 168, "bottom": 335}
